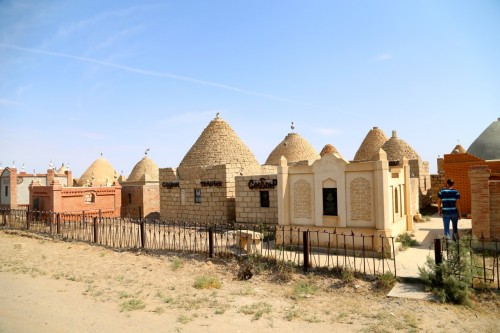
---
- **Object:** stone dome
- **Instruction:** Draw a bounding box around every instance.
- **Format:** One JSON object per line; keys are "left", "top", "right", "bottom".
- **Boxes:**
{"left": 379, "top": 130, "right": 420, "bottom": 161}
{"left": 265, "top": 132, "right": 320, "bottom": 166}
{"left": 178, "top": 115, "right": 259, "bottom": 174}
{"left": 353, "top": 127, "right": 388, "bottom": 161}
{"left": 127, "top": 155, "right": 159, "bottom": 182}
{"left": 77, "top": 156, "right": 117, "bottom": 186}
{"left": 467, "top": 118, "right": 500, "bottom": 160}
{"left": 320, "top": 144, "right": 341, "bottom": 157}
{"left": 450, "top": 144, "right": 466, "bottom": 154}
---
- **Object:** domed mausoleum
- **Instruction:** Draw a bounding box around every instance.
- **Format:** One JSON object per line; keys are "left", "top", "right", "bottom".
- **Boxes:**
{"left": 77, "top": 155, "right": 118, "bottom": 187}
{"left": 160, "top": 114, "right": 264, "bottom": 223}
{"left": 353, "top": 127, "right": 388, "bottom": 162}
{"left": 26, "top": 155, "right": 122, "bottom": 217}
{"left": 121, "top": 151, "right": 160, "bottom": 219}
{"left": 265, "top": 132, "right": 320, "bottom": 166}
{"left": 467, "top": 118, "right": 500, "bottom": 160}
{"left": 354, "top": 128, "right": 431, "bottom": 209}
{"left": 439, "top": 118, "right": 500, "bottom": 219}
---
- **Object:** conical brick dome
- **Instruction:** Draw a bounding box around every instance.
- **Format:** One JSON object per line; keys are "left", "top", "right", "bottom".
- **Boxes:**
{"left": 380, "top": 130, "right": 420, "bottom": 161}
{"left": 128, "top": 155, "right": 159, "bottom": 182}
{"left": 467, "top": 118, "right": 500, "bottom": 160}
{"left": 353, "top": 127, "right": 388, "bottom": 161}
{"left": 178, "top": 115, "right": 259, "bottom": 175}
{"left": 78, "top": 156, "right": 117, "bottom": 186}
{"left": 450, "top": 144, "right": 466, "bottom": 154}
{"left": 320, "top": 144, "right": 341, "bottom": 157}
{"left": 265, "top": 132, "right": 320, "bottom": 166}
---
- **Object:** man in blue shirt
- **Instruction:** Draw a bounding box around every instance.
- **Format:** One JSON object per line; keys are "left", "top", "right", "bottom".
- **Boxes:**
{"left": 437, "top": 178, "right": 462, "bottom": 241}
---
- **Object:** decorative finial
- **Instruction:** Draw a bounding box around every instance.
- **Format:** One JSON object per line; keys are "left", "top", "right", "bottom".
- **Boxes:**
{"left": 33, "top": 169, "right": 36, "bottom": 176}
{"left": 12, "top": 160, "right": 15, "bottom": 168}
{"left": 145, "top": 148, "right": 150, "bottom": 155}
{"left": 100, "top": 152, "right": 103, "bottom": 157}
{"left": 67, "top": 162, "right": 71, "bottom": 171}
{"left": 49, "top": 160, "right": 53, "bottom": 169}
{"left": 291, "top": 121, "right": 295, "bottom": 132}
{"left": 392, "top": 130, "right": 397, "bottom": 138}
{"left": 22, "top": 163, "right": 25, "bottom": 172}
{"left": 216, "top": 112, "right": 220, "bottom": 119}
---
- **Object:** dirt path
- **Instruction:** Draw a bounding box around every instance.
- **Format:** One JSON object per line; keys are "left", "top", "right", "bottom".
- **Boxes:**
{"left": 0, "top": 230, "right": 498, "bottom": 333}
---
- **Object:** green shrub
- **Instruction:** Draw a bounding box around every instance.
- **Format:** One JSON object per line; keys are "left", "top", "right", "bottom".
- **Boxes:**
{"left": 341, "top": 267, "right": 355, "bottom": 284}
{"left": 193, "top": 275, "right": 222, "bottom": 289}
{"left": 375, "top": 272, "right": 396, "bottom": 291}
{"left": 396, "top": 233, "right": 419, "bottom": 250}
{"left": 291, "top": 280, "right": 319, "bottom": 299}
{"left": 419, "top": 237, "right": 474, "bottom": 305}
{"left": 120, "top": 298, "right": 146, "bottom": 312}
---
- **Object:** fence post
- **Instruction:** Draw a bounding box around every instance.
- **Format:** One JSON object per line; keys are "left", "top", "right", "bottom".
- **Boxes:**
{"left": 434, "top": 238, "right": 442, "bottom": 282}
{"left": 140, "top": 220, "right": 146, "bottom": 249}
{"left": 303, "top": 231, "right": 310, "bottom": 272}
{"left": 434, "top": 238, "right": 442, "bottom": 265}
{"left": 93, "top": 217, "right": 98, "bottom": 243}
{"left": 49, "top": 211, "right": 53, "bottom": 235}
{"left": 56, "top": 213, "right": 61, "bottom": 234}
{"left": 209, "top": 226, "right": 214, "bottom": 258}
{"left": 26, "top": 207, "right": 30, "bottom": 230}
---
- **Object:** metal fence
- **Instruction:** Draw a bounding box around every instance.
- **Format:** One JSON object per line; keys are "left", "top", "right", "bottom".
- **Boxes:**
{"left": 435, "top": 237, "right": 500, "bottom": 290}
{"left": 1, "top": 208, "right": 397, "bottom": 277}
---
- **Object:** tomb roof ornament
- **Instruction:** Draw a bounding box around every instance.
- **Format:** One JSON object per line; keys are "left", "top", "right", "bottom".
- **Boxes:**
{"left": 57, "top": 163, "right": 68, "bottom": 173}
{"left": 467, "top": 118, "right": 500, "bottom": 160}
{"left": 178, "top": 115, "right": 259, "bottom": 173}
{"left": 353, "top": 127, "right": 388, "bottom": 161}
{"left": 265, "top": 132, "right": 320, "bottom": 166}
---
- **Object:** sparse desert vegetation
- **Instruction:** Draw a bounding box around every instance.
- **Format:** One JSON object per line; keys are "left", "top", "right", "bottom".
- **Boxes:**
{"left": 0, "top": 230, "right": 498, "bottom": 333}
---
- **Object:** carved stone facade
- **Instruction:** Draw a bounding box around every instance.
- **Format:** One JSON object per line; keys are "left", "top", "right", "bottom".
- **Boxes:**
{"left": 278, "top": 150, "right": 414, "bottom": 241}
{"left": 350, "top": 177, "right": 372, "bottom": 221}
{"left": 293, "top": 179, "right": 312, "bottom": 219}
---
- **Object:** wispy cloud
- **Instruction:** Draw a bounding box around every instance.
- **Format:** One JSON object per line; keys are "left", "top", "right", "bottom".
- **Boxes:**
{"left": 0, "top": 44, "right": 315, "bottom": 106}
{"left": 16, "top": 84, "right": 32, "bottom": 97}
{"left": 0, "top": 98, "right": 25, "bottom": 106}
{"left": 375, "top": 53, "right": 393, "bottom": 62}
{"left": 55, "top": 5, "right": 163, "bottom": 38}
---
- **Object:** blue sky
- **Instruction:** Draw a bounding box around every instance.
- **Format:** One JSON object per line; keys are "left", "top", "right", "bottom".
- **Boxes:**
{"left": 1, "top": 0, "right": 499, "bottom": 177}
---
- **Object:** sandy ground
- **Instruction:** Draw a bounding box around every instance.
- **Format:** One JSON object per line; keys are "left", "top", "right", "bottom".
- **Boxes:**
{"left": 0, "top": 229, "right": 498, "bottom": 333}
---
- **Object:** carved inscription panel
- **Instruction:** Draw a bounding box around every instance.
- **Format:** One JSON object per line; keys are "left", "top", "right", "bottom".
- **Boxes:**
{"left": 350, "top": 177, "right": 372, "bottom": 220}
{"left": 293, "top": 179, "right": 312, "bottom": 219}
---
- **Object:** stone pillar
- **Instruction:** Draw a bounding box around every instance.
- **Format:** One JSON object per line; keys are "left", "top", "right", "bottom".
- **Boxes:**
{"left": 277, "top": 156, "right": 290, "bottom": 225}
{"left": 469, "top": 165, "right": 491, "bottom": 240}
{"left": 65, "top": 170, "right": 73, "bottom": 187}
{"left": 402, "top": 158, "right": 413, "bottom": 232}
{"left": 9, "top": 167, "right": 17, "bottom": 208}
{"left": 50, "top": 180, "right": 63, "bottom": 213}
{"left": 47, "top": 168, "right": 55, "bottom": 186}
{"left": 113, "top": 180, "right": 122, "bottom": 217}
{"left": 373, "top": 149, "right": 389, "bottom": 230}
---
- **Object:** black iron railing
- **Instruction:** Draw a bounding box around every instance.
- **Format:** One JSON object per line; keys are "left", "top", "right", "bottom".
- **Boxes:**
{"left": 1, "top": 208, "right": 396, "bottom": 277}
